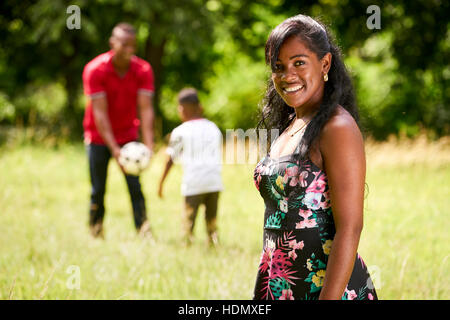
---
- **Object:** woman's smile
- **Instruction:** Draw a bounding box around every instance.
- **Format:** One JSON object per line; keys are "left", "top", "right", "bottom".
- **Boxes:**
{"left": 283, "top": 84, "right": 304, "bottom": 94}
{"left": 271, "top": 35, "right": 329, "bottom": 111}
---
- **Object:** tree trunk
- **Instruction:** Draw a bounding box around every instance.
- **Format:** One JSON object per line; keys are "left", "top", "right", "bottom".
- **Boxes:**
{"left": 144, "top": 36, "right": 167, "bottom": 140}
{"left": 63, "top": 72, "right": 83, "bottom": 139}
{"left": 62, "top": 32, "right": 84, "bottom": 140}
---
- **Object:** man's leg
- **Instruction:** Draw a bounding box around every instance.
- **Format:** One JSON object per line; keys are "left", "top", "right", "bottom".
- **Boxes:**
{"left": 204, "top": 192, "right": 220, "bottom": 246}
{"left": 183, "top": 194, "right": 203, "bottom": 245}
{"left": 124, "top": 174, "right": 149, "bottom": 235}
{"left": 87, "top": 144, "right": 110, "bottom": 238}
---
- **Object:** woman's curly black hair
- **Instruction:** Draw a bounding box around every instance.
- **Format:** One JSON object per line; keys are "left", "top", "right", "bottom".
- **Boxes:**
{"left": 257, "top": 14, "right": 360, "bottom": 162}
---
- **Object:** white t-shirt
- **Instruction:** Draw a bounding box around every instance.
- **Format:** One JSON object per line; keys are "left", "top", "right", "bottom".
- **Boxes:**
{"left": 166, "top": 118, "right": 224, "bottom": 196}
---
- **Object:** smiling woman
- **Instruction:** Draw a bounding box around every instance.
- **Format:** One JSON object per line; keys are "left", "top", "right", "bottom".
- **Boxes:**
{"left": 253, "top": 14, "right": 378, "bottom": 300}
{"left": 271, "top": 38, "right": 330, "bottom": 116}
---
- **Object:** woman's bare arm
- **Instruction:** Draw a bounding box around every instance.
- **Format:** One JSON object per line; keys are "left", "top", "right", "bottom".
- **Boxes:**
{"left": 318, "top": 111, "right": 366, "bottom": 300}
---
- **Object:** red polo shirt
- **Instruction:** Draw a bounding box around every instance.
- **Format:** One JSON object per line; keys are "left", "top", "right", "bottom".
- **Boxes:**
{"left": 82, "top": 50, "right": 154, "bottom": 145}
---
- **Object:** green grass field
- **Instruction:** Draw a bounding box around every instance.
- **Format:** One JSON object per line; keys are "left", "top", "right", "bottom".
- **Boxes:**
{"left": 0, "top": 138, "right": 449, "bottom": 300}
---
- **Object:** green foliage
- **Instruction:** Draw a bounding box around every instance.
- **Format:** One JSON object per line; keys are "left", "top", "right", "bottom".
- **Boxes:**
{"left": 0, "top": 0, "right": 448, "bottom": 141}
{"left": 203, "top": 54, "right": 267, "bottom": 130}
{"left": 0, "top": 93, "right": 15, "bottom": 122}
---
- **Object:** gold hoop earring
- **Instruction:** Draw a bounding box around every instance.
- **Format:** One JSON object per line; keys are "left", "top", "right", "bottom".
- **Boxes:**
{"left": 324, "top": 73, "right": 328, "bottom": 82}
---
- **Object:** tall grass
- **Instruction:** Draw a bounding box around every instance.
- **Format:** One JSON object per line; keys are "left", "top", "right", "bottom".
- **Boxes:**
{"left": 0, "top": 136, "right": 448, "bottom": 299}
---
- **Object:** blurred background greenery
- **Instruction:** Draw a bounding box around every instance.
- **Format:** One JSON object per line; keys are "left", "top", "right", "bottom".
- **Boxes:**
{"left": 0, "top": 0, "right": 449, "bottom": 144}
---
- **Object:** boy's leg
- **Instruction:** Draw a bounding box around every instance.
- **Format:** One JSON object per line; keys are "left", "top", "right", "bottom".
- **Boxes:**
{"left": 183, "top": 194, "right": 203, "bottom": 245}
{"left": 204, "top": 192, "right": 219, "bottom": 246}
{"left": 124, "top": 174, "right": 149, "bottom": 235}
{"left": 87, "top": 144, "right": 110, "bottom": 238}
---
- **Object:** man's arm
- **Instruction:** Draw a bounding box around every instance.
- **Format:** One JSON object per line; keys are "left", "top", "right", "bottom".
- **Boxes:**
{"left": 91, "top": 96, "right": 122, "bottom": 164}
{"left": 137, "top": 92, "right": 155, "bottom": 152}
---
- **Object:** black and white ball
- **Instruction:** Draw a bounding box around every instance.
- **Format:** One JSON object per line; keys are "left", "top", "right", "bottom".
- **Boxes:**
{"left": 118, "top": 142, "right": 151, "bottom": 176}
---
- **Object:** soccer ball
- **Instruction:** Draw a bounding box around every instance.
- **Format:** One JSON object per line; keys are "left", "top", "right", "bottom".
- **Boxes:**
{"left": 118, "top": 142, "right": 151, "bottom": 176}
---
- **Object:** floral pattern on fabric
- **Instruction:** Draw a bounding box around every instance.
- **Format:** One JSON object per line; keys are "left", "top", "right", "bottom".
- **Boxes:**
{"left": 253, "top": 154, "right": 378, "bottom": 300}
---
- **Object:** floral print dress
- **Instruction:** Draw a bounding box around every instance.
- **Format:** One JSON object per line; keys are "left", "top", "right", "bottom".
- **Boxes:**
{"left": 252, "top": 152, "right": 378, "bottom": 300}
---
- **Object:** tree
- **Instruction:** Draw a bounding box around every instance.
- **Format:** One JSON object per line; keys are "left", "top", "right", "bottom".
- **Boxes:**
{"left": 0, "top": 0, "right": 222, "bottom": 138}
{"left": 0, "top": 0, "right": 448, "bottom": 140}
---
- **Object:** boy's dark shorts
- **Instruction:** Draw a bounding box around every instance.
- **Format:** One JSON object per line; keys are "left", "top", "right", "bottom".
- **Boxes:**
{"left": 182, "top": 191, "right": 220, "bottom": 239}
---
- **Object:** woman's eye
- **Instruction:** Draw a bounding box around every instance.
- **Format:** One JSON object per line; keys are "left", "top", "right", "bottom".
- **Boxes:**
{"left": 294, "top": 60, "right": 305, "bottom": 66}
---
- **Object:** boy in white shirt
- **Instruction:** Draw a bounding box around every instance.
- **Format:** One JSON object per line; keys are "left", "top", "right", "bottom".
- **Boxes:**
{"left": 158, "top": 88, "right": 223, "bottom": 246}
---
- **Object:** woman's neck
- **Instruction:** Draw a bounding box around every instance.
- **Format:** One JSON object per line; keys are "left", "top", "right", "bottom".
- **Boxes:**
{"left": 294, "top": 106, "right": 318, "bottom": 121}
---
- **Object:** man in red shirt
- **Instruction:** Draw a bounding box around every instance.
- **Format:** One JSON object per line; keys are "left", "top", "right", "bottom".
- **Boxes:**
{"left": 82, "top": 22, "right": 155, "bottom": 238}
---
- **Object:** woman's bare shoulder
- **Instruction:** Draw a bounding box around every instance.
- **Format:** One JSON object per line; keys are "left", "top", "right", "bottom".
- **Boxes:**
{"left": 324, "top": 106, "right": 358, "bottom": 131}
{"left": 319, "top": 105, "right": 363, "bottom": 154}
